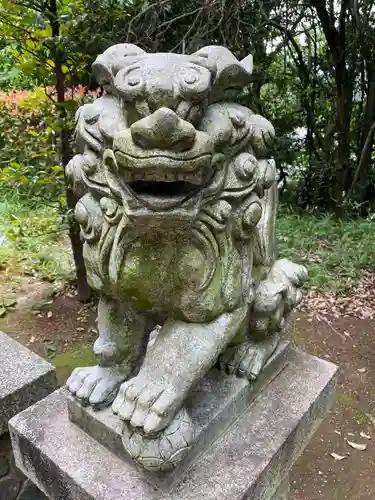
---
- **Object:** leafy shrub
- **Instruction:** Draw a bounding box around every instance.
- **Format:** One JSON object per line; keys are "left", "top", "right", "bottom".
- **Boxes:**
{"left": 0, "top": 44, "right": 35, "bottom": 90}
{"left": 0, "top": 85, "right": 101, "bottom": 203}
{"left": 0, "top": 195, "right": 74, "bottom": 283}
{"left": 0, "top": 88, "right": 65, "bottom": 201}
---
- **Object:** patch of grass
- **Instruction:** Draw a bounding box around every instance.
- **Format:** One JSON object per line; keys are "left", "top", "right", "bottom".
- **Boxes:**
{"left": 356, "top": 413, "right": 371, "bottom": 425}
{"left": 0, "top": 194, "right": 74, "bottom": 284}
{"left": 336, "top": 392, "right": 355, "bottom": 408}
{"left": 277, "top": 209, "right": 375, "bottom": 292}
{"left": 53, "top": 345, "right": 96, "bottom": 385}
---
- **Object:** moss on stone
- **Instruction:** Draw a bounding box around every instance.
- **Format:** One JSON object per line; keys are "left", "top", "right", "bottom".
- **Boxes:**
{"left": 53, "top": 346, "right": 96, "bottom": 386}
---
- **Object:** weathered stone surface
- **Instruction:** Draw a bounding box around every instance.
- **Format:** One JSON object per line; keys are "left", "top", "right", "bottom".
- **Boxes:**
{"left": 18, "top": 481, "right": 47, "bottom": 500}
{"left": 68, "top": 342, "right": 291, "bottom": 489}
{"left": 0, "top": 332, "right": 57, "bottom": 435}
{"left": 0, "top": 332, "right": 54, "bottom": 499}
{"left": 64, "top": 43, "right": 308, "bottom": 471}
{"left": 0, "top": 433, "right": 47, "bottom": 500}
{"left": 10, "top": 348, "right": 337, "bottom": 500}
{"left": 0, "top": 477, "right": 20, "bottom": 500}
{"left": 0, "top": 456, "right": 9, "bottom": 478}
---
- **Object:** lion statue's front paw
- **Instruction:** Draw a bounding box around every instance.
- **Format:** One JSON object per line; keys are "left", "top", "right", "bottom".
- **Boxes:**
{"left": 66, "top": 365, "right": 126, "bottom": 409}
{"left": 250, "top": 259, "right": 307, "bottom": 338}
{"left": 220, "top": 334, "right": 280, "bottom": 380}
{"left": 112, "top": 374, "right": 181, "bottom": 435}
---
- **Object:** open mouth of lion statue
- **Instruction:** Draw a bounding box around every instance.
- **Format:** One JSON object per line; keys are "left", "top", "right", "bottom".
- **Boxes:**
{"left": 110, "top": 107, "right": 214, "bottom": 211}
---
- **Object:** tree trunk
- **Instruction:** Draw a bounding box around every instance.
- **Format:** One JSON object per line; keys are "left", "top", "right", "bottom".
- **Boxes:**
{"left": 357, "top": 64, "right": 375, "bottom": 203}
{"left": 49, "top": 0, "right": 91, "bottom": 301}
{"left": 309, "top": 0, "right": 354, "bottom": 215}
{"left": 333, "top": 66, "right": 352, "bottom": 214}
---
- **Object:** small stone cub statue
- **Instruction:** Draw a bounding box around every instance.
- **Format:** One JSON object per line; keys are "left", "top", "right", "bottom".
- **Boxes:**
{"left": 66, "top": 44, "right": 307, "bottom": 471}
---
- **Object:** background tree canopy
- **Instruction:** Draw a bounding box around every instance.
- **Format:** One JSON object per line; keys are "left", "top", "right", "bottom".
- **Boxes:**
{"left": 0, "top": 0, "right": 375, "bottom": 295}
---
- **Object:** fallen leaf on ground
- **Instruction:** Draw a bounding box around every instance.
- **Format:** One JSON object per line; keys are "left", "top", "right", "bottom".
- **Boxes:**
{"left": 31, "top": 299, "right": 53, "bottom": 310}
{"left": 360, "top": 432, "right": 371, "bottom": 440}
{"left": 330, "top": 452, "right": 347, "bottom": 461}
{"left": 46, "top": 343, "right": 57, "bottom": 359}
{"left": 346, "top": 440, "right": 367, "bottom": 451}
{"left": 4, "top": 298, "right": 17, "bottom": 307}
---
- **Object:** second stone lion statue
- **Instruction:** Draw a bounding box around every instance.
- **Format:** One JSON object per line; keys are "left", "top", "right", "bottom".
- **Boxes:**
{"left": 66, "top": 43, "right": 307, "bottom": 471}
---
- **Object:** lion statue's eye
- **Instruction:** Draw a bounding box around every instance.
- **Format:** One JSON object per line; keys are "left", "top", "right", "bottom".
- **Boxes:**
{"left": 184, "top": 70, "right": 199, "bottom": 85}
{"left": 114, "top": 67, "right": 145, "bottom": 98}
{"left": 127, "top": 75, "right": 141, "bottom": 87}
{"left": 178, "top": 65, "right": 211, "bottom": 103}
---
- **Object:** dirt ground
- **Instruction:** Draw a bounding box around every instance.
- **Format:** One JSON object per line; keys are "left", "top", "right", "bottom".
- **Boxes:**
{"left": 0, "top": 274, "right": 375, "bottom": 499}
{"left": 289, "top": 312, "right": 375, "bottom": 500}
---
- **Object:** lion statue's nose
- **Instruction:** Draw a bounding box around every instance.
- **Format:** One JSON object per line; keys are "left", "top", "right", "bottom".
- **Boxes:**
{"left": 130, "top": 107, "right": 196, "bottom": 151}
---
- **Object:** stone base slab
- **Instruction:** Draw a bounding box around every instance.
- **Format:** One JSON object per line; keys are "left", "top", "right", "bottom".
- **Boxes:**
{"left": 0, "top": 332, "right": 57, "bottom": 436}
{"left": 0, "top": 331, "right": 56, "bottom": 499}
{"left": 68, "top": 341, "right": 291, "bottom": 490}
{"left": 0, "top": 433, "right": 47, "bottom": 500}
{"left": 9, "top": 348, "right": 337, "bottom": 500}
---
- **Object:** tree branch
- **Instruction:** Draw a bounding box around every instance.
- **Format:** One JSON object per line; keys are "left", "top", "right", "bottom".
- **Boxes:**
{"left": 344, "top": 119, "right": 375, "bottom": 203}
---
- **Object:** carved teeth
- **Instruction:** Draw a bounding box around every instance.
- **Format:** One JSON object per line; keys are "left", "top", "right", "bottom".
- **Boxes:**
{"left": 124, "top": 169, "right": 205, "bottom": 184}
{"left": 134, "top": 172, "right": 144, "bottom": 181}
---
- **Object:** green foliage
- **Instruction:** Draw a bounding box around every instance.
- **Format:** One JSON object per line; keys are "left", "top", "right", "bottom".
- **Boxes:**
{"left": 0, "top": 44, "right": 35, "bottom": 90}
{"left": 277, "top": 208, "right": 375, "bottom": 292}
{"left": 0, "top": 90, "right": 66, "bottom": 201}
{"left": 0, "top": 196, "right": 74, "bottom": 282}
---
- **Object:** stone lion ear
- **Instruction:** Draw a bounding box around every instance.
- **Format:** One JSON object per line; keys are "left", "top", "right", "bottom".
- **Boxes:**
{"left": 193, "top": 46, "right": 253, "bottom": 103}
{"left": 92, "top": 44, "right": 146, "bottom": 93}
{"left": 241, "top": 54, "right": 253, "bottom": 75}
{"left": 190, "top": 52, "right": 217, "bottom": 80}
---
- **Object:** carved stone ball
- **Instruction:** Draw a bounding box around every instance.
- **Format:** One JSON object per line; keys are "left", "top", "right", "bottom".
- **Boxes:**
{"left": 122, "top": 409, "right": 195, "bottom": 472}
{"left": 243, "top": 201, "right": 262, "bottom": 230}
{"left": 234, "top": 153, "right": 258, "bottom": 181}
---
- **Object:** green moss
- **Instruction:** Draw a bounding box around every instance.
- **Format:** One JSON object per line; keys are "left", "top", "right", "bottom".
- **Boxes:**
{"left": 53, "top": 346, "right": 96, "bottom": 386}
{"left": 336, "top": 392, "right": 355, "bottom": 407}
{"left": 356, "top": 413, "right": 371, "bottom": 425}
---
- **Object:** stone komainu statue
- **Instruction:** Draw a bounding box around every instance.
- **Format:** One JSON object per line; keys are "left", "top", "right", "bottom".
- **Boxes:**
{"left": 66, "top": 44, "right": 307, "bottom": 471}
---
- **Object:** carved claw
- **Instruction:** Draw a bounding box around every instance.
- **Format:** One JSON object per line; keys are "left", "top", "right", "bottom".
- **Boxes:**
{"left": 220, "top": 334, "right": 280, "bottom": 380}
{"left": 112, "top": 375, "right": 181, "bottom": 435}
{"left": 66, "top": 365, "right": 126, "bottom": 409}
{"left": 250, "top": 259, "right": 307, "bottom": 338}
{"left": 249, "top": 115, "right": 275, "bottom": 157}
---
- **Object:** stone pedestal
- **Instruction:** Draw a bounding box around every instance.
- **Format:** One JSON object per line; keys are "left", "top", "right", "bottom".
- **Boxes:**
{"left": 10, "top": 347, "right": 337, "bottom": 500}
{"left": 0, "top": 331, "right": 57, "bottom": 499}
{"left": 68, "top": 341, "right": 291, "bottom": 490}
